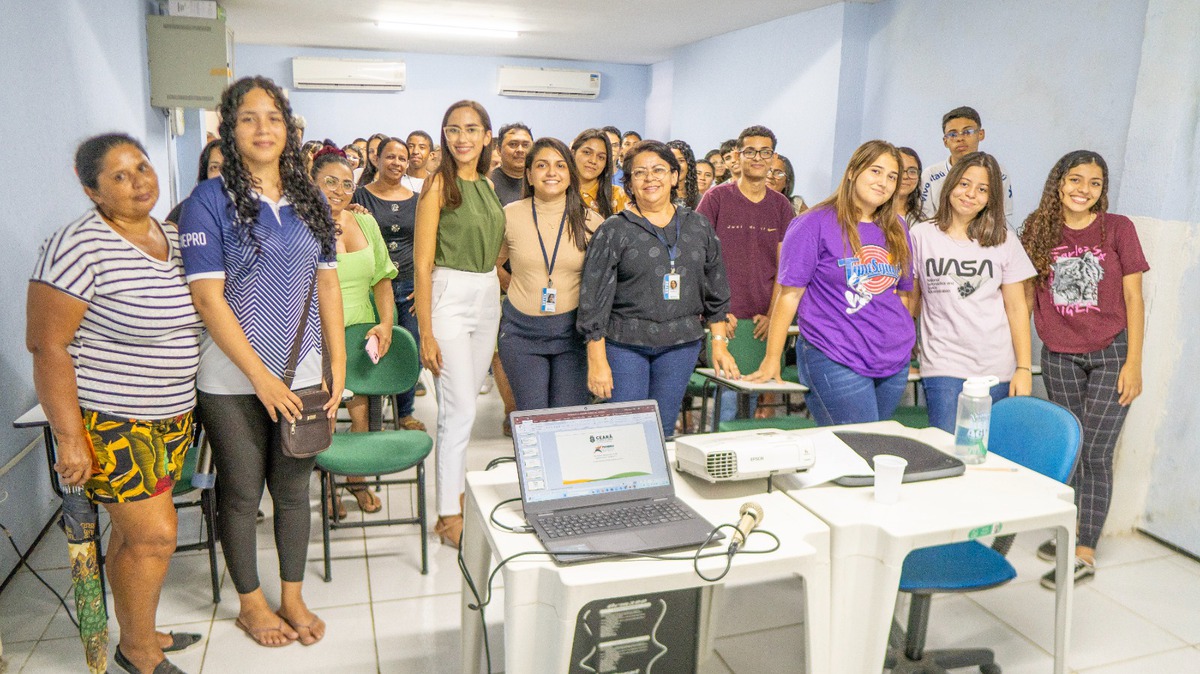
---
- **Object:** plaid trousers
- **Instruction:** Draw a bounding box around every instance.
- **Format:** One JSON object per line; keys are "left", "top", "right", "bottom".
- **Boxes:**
{"left": 1041, "top": 331, "right": 1130, "bottom": 550}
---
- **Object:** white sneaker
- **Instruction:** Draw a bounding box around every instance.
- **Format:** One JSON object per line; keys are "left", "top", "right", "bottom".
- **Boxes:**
{"left": 479, "top": 374, "right": 494, "bottom": 395}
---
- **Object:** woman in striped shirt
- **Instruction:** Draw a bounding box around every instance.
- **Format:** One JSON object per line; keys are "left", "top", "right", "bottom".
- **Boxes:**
{"left": 28, "top": 133, "right": 202, "bottom": 674}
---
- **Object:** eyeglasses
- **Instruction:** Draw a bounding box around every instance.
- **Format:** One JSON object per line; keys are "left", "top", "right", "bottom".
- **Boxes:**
{"left": 320, "top": 176, "right": 355, "bottom": 193}
{"left": 630, "top": 166, "right": 671, "bottom": 182}
{"left": 740, "top": 148, "right": 775, "bottom": 160}
{"left": 766, "top": 169, "right": 787, "bottom": 179}
{"left": 444, "top": 125, "right": 485, "bottom": 139}
{"left": 943, "top": 128, "right": 980, "bottom": 141}
{"left": 903, "top": 168, "right": 920, "bottom": 178}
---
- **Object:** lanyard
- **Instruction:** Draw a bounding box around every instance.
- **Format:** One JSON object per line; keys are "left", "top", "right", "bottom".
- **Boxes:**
{"left": 532, "top": 201, "right": 567, "bottom": 285}
{"left": 650, "top": 209, "right": 682, "bottom": 272}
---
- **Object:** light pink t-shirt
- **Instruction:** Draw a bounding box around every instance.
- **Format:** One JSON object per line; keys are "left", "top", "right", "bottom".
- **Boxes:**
{"left": 910, "top": 220, "right": 1036, "bottom": 380}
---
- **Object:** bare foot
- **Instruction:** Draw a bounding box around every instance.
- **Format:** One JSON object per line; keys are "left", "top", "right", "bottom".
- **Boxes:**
{"left": 277, "top": 603, "right": 325, "bottom": 646}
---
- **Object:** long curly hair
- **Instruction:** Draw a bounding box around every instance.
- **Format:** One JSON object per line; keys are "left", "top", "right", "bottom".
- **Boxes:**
{"left": 433, "top": 100, "right": 494, "bottom": 211}
{"left": 667, "top": 140, "right": 699, "bottom": 209}
{"left": 216, "top": 76, "right": 336, "bottom": 257}
{"left": 932, "top": 152, "right": 1007, "bottom": 247}
{"left": 814, "top": 139, "right": 910, "bottom": 277}
{"left": 571, "top": 129, "right": 617, "bottom": 218}
{"left": 1021, "top": 150, "right": 1110, "bottom": 284}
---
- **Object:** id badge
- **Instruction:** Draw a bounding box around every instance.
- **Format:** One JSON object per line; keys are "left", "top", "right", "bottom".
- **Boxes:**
{"left": 663, "top": 273, "right": 681, "bottom": 300}
{"left": 540, "top": 286, "right": 557, "bottom": 313}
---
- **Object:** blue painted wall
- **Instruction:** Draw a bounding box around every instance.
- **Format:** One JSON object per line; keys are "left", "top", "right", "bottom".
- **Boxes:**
{"left": 234, "top": 44, "right": 651, "bottom": 154}
{"left": 1, "top": 0, "right": 171, "bottom": 582}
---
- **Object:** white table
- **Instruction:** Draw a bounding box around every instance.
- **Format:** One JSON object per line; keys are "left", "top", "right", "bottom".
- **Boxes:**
{"left": 460, "top": 460, "right": 832, "bottom": 674}
{"left": 776, "top": 421, "right": 1076, "bottom": 674}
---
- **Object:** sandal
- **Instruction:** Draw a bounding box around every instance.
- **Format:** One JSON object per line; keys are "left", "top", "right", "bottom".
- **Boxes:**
{"left": 277, "top": 610, "right": 325, "bottom": 646}
{"left": 347, "top": 485, "right": 382, "bottom": 513}
{"left": 434, "top": 515, "right": 463, "bottom": 549}
{"left": 235, "top": 616, "right": 296, "bottom": 648}
{"left": 398, "top": 415, "right": 427, "bottom": 431}
{"left": 160, "top": 630, "right": 202, "bottom": 653}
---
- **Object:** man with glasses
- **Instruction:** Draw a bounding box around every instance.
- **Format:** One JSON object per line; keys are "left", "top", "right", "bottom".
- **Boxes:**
{"left": 489, "top": 122, "right": 533, "bottom": 206}
{"left": 697, "top": 126, "right": 796, "bottom": 424}
{"left": 919, "top": 106, "right": 1013, "bottom": 219}
{"left": 403, "top": 130, "right": 434, "bottom": 193}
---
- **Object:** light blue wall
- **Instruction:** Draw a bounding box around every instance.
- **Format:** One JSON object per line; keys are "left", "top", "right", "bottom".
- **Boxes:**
{"left": 1, "top": 0, "right": 170, "bottom": 582}
{"left": 667, "top": 4, "right": 848, "bottom": 206}
{"left": 234, "top": 45, "right": 651, "bottom": 150}
{"left": 854, "top": 0, "right": 1149, "bottom": 224}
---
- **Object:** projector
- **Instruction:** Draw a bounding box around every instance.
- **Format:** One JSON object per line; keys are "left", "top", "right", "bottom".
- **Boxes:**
{"left": 674, "top": 429, "right": 815, "bottom": 482}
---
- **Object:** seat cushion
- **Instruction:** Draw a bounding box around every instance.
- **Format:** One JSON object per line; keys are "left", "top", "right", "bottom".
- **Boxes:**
{"left": 900, "top": 541, "right": 1016, "bottom": 593}
{"left": 718, "top": 416, "right": 817, "bottom": 432}
{"left": 316, "top": 431, "right": 433, "bottom": 476}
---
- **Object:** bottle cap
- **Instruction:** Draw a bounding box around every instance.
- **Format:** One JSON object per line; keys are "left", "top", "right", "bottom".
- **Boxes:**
{"left": 963, "top": 376, "right": 1000, "bottom": 398}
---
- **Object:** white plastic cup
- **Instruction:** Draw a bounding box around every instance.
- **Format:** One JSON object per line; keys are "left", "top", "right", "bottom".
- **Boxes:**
{"left": 873, "top": 454, "right": 908, "bottom": 504}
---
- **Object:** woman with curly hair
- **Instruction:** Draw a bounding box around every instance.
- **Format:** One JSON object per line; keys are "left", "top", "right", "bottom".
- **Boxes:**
{"left": 1020, "top": 150, "right": 1148, "bottom": 590}
{"left": 746, "top": 140, "right": 915, "bottom": 425}
{"left": 414, "top": 100, "right": 505, "bottom": 548}
{"left": 179, "top": 76, "right": 345, "bottom": 647}
{"left": 667, "top": 139, "right": 699, "bottom": 209}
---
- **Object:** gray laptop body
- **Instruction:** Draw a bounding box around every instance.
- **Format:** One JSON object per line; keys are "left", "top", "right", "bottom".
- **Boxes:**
{"left": 510, "top": 400, "right": 721, "bottom": 564}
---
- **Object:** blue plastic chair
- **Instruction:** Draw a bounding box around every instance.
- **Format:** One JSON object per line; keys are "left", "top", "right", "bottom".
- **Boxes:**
{"left": 885, "top": 397, "right": 1081, "bottom": 673}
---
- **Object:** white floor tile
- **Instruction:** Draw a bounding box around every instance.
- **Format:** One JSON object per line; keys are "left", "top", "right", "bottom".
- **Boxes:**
{"left": 23, "top": 532, "right": 70, "bottom": 572}
{"left": 1089, "top": 557, "right": 1200, "bottom": 643}
{"left": 922, "top": 594, "right": 1054, "bottom": 674}
{"left": 714, "top": 623, "right": 805, "bottom": 673}
{"left": 17, "top": 635, "right": 89, "bottom": 674}
{"left": 1095, "top": 532, "right": 1174, "bottom": 567}
{"left": 1077, "top": 645, "right": 1200, "bottom": 673}
{"left": 1, "top": 638, "right": 35, "bottom": 672}
{"left": 972, "top": 582, "right": 1186, "bottom": 670}
{"left": 373, "top": 593, "right": 466, "bottom": 674}
{"left": 710, "top": 577, "right": 806, "bottom": 639}
{"left": 0, "top": 569, "right": 71, "bottom": 642}
{"left": 201, "top": 603, "right": 376, "bottom": 673}
{"left": 215, "top": 537, "right": 370, "bottom": 620}
{"left": 365, "top": 533, "right": 462, "bottom": 602}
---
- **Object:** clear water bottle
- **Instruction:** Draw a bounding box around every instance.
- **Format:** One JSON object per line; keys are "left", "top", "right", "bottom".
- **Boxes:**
{"left": 954, "top": 376, "right": 999, "bottom": 464}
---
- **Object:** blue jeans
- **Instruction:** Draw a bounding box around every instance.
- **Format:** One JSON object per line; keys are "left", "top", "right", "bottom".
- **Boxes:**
{"left": 922, "top": 376, "right": 1010, "bottom": 434}
{"left": 796, "top": 338, "right": 908, "bottom": 426}
{"left": 393, "top": 279, "right": 420, "bottom": 418}
{"left": 606, "top": 339, "right": 703, "bottom": 439}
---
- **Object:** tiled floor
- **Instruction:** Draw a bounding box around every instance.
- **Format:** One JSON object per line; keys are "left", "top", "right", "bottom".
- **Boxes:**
{"left": 3, "top": 386, "right": 1200, "bottom": 673}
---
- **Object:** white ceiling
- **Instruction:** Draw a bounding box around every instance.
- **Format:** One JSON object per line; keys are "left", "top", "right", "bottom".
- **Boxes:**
{"left": 219, "top": 0, "right": 845, "bottom": 65}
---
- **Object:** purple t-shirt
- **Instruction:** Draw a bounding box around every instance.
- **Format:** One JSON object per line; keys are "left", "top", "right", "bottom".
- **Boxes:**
{"left": 696, "top": 182, "right": 794, "bottom": 318}
{"left": 778, "top": 206, "right": 915, "bottom": 377}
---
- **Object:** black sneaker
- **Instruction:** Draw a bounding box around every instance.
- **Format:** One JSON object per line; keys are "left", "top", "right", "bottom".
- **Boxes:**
{"left": 1037, "top": 538, "right": 1056, "bottom": 561}
{"left": 1040, "top": 557, "right": 1094, "bottom": 590}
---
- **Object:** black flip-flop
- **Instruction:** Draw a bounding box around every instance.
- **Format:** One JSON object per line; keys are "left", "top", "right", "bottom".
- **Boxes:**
{"left": 161, "top": 631, "right": 203, "bottom": 653}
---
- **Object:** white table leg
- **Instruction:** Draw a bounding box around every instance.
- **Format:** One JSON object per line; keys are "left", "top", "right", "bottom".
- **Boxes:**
{"left": 829, "top": 554, "right": 903, "bottom": 673}
{"left": 461, "top": 488, "right": 494, "bottom": 674}
{"left": 1053, "top": 524, "right": 1075, "bottom": 674}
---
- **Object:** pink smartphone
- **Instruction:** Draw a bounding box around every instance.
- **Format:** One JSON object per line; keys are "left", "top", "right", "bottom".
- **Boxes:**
{"left": 365, "top": 334, "right": 380, "bottom": 364}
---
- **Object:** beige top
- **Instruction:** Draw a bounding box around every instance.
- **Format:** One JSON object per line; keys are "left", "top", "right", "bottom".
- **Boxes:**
{"left": 500, "top": 196, "right": 602, "bottom": 316}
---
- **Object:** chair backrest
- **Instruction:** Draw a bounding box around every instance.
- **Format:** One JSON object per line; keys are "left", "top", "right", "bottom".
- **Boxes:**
{"left": 706, "top": 328, "right": 778, "bottom": 373}
{"left": 988, "top": 397, "right": 1081, "bottom": 483}
{"left": 343, "top": 323, "right": 420, "bottom": 396}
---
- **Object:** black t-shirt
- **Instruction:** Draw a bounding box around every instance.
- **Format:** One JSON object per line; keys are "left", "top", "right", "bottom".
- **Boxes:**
{"left": 351, "top": 187, "right": 418, "bottom": 282}
{"left": 489, "top": 167, "right": 525, "bottom": 206}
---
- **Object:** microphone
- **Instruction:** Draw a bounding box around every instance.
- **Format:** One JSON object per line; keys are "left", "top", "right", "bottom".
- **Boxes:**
{"left": 728, "top": 502, "right": 764, "bottom": 555}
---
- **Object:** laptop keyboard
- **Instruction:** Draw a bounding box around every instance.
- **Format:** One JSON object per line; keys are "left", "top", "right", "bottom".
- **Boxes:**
{"left": 539, "top": 501, "right": 695, "bottom": 539}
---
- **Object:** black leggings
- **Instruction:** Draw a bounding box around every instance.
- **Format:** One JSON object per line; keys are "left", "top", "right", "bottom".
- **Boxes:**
{"left": 198, "top": 392, "right": 316, "bottom": 594}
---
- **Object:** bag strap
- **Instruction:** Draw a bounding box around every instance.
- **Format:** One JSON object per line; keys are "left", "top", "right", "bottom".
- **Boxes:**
{"left": 282, "top": 271, "right": 318, "bottom": 389}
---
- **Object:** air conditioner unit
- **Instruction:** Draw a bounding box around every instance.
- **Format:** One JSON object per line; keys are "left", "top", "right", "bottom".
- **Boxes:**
{"left": 497, "top": 66, "right": 601, "bottom": 100}
{"left": 292, "top": 57, "right": 406, "bottom": 91}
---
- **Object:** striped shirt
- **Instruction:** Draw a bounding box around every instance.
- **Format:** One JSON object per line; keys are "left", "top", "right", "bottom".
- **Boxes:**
{"left": 31, "top": 210, "right": 202, "bottom": 419}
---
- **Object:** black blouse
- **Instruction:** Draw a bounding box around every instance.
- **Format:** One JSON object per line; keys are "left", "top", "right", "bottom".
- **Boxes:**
{"left": 577, "top": 206, "right": 731, "bottom": 348}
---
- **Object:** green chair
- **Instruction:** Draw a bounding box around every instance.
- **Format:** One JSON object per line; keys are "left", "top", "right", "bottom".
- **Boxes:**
{"left": 891, "top": 405, "right": 931, "bottom": 429}
{"left": 317, "top": 324, "right": 433, "bottom": 580}
{"left": 678, "top": 371, "right": 713, "bottom": 434}
{"left": 171, "top": 427, "right": 221, "bottom": 603}
{"left": 717, "top": 416, "right": 818, "bottom": 432}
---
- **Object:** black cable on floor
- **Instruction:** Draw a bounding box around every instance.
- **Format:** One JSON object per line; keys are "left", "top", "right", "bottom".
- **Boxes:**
{"left": 0, "top": 518, "right": 80, "bottom": 630}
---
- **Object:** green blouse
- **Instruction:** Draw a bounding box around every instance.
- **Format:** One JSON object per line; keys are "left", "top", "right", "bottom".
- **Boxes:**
{"left": 337, "top": 212, "right": 398, "bottom": 326}
{"left": 434, "top": 177, "right": 506, "bottom": 273}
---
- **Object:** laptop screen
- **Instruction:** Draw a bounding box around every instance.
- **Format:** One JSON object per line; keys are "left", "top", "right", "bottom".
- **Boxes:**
{"left": 511, "top": 402, "right": 672, "bottom": 505}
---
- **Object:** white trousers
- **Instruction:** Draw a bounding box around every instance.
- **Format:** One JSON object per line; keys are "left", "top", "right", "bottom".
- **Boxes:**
{"left": 430, "top": 266, "right": 500, "bottom": 515}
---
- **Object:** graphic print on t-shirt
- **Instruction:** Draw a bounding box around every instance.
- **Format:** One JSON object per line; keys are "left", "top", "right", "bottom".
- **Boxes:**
{"left": 1049, "top": 244, "right": 1105, "bottom": 315}
{"left": 838, "top": 244, "right": 901, "bottom": 314}
{"left": 924, "top": 257, "right": 996, "bottom": 299}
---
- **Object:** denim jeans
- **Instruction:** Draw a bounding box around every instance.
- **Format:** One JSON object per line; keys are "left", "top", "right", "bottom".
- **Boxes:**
{"left": 606, "top": 339, "right": 703, "bottom": 439}
{"left": 921, "top": 376, "right": 1010, "bottom": 434}
{"left": 796, "top": 338, "right": 909, "bottom": 426}
{"left": 393, "top": 279, "right": 420, "bottom": 418}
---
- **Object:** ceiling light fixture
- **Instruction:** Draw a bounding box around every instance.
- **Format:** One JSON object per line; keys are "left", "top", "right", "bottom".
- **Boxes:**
{"left": 376, "top": 21, "right": 519, "bottom": 40}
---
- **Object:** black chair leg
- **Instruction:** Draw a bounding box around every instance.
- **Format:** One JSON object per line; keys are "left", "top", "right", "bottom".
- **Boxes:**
{"left": 905, "top": 593, "right": 932, "bottom": 661}
{"left": 201, "top": 489, "right": 221, "bottom": 603}
{"left": 321, "top": 470, "right": 333, "bottom": 582}
{"left": 417, "top": 462, "right": 428, "bottom": 575}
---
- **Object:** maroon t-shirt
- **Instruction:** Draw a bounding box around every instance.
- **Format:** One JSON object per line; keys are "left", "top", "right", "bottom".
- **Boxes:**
{"left": 1033, "top": 213, "right": 1149, "bottom": 354}
{"left": 696, "top": 182, "right": 794, "bottom": 318}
